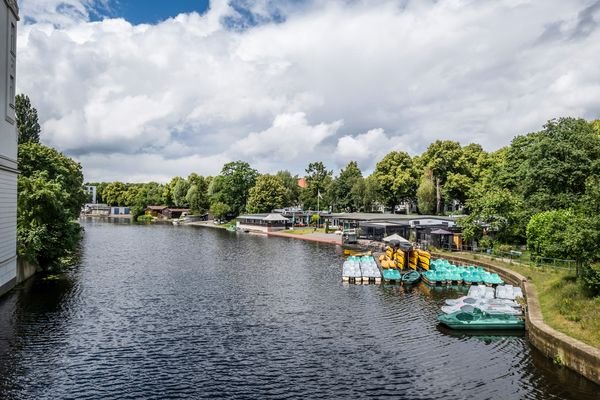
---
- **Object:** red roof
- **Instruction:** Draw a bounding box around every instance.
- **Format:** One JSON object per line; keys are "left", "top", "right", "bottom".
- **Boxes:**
{"left": 297, "top": 178, "right": 307, "bottom": 188}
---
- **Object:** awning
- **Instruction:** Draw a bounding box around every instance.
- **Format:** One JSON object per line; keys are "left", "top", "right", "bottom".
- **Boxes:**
{"left": 263, "top": 213, "right": 290, "bottom": 222}
{"left": 382, "top": 233, "right": 410, "bottom": 243}
{"left": 431, "top": 228, "right": 453, "bottom": 235}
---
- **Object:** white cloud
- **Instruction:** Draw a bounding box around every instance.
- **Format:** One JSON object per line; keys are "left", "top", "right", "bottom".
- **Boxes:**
{"left": 15, "top": 0, "right": 600, "bottom": 181}
{"left": 334, "top": 128, "right": 413, "bottom": 172}
{"left": 235, "top": 112, "right": 342, "bottom": 160}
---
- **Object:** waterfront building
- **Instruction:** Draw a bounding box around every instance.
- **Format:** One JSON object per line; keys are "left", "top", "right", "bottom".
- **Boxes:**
{"left": 329, "top": 213, "right": 461, "bottom": 248}
{"left": 0, "top": 0, "right": 19, "bottom": 296}
{"left": 82, "top": 203, "right": 111, "bottom": 216}
{"left": 236, "top": 214, "right": 290, "bottom": 232}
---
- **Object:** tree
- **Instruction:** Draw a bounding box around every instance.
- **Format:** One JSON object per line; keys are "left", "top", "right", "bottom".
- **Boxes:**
{"left": 15, "top": 94, "right": 41, "bottom": 144}
{"left": 442, "top": 172, "right": 473, "bottom": 207}
{"left": 300, "top": 161, "right": 333, "bottom": 210}
{"left": 416, "top": 170, "right": 436, "bottom": 214}
{"left": 17, "top": 143, "right": 85, "bottom": 269}
{"left": 172, "top": 177, "right": 190, "bottom": 207}
{"left": 246, "top": 175, "right": 287, "bottom": 213}
{"left": 503, "top": 118, "right": 600, "bottom": 213}
{"left": 419, "top": 140, "right": 463, "bottom": 214}
{"left": 186, "top": 181, "right": 210, "bottom": 215}
{"left": 125, "top": 182, "right": 167, "bottom": 218}
{"left": 373, "top": 151, "right": 417, "bottom": 211}
{"left": 210, "top": 161, "right": 258, "bottom": 216}
{"left": 210, "top": 202, "right": 231, "bottom": 221}
{"left": 103, "top": 182, "right": 128, "bottom": 206}
{"left": 527, "top": 210, "right": 597, "bottom": 276}
{"left": 18, "top": 143, "right": 86, "bottom": 216}
{"left": 460, "top": 187, "right": 525, "bottom": 244}
{"left": 276, "top": 170, "right": 301, "bottom": 206}
{"left": 335, "top": 161, "right": 363, "bottom": 212}
{"left": 310, "top": 213, "right": 321, "bottom": 228}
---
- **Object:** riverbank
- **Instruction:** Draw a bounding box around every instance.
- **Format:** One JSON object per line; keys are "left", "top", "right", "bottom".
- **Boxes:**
{"left": 434, "top": 250, "right": 600, "bottom": 385}
{"left": 186, "top": 220, "right": 228, "bottom": 230}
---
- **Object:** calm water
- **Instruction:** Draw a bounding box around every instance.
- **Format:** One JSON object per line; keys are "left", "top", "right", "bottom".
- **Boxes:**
{"left": 0, "top": 221, "right": 598, "bottom": 399}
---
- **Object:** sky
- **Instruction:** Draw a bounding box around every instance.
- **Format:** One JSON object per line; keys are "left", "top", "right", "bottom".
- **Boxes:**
{"left": 16, "top": 0, "right": 600, "bottom": 182}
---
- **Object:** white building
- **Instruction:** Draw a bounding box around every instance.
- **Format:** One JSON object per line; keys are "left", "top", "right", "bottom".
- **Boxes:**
{"left": 0, "top": 0, "right": 18, "bottom": 296}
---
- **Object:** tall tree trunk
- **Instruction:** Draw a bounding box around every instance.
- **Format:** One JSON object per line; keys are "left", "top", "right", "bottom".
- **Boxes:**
{"left": 436, "top": 177, "right": 441, "bottom": 215}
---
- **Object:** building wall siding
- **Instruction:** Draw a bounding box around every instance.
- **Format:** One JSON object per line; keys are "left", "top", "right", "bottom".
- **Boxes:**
{"left": 0, "top": 0, "right": 18, "bottom": 295}
{"left": 0, "top": 165, "right": 17, "bottom": 291}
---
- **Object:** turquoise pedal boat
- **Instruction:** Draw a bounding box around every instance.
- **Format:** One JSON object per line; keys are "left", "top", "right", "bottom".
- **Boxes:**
{"left": 438, "top": 309, "right": 525, "bottom": 331}
{"left": 382, "top": 269, "right": 401, "bottom": 281}
{"left": 401, "top": 270, "right": 421, "bottom": 285}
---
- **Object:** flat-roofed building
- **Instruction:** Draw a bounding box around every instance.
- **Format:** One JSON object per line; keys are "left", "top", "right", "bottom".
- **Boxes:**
{"left": 236, "top": 213, "right": 290, "bottom": 233}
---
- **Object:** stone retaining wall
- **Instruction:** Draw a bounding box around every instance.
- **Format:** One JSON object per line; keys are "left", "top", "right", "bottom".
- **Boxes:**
{"left": 431, "top": 252, "right": 600, "bottom": 386}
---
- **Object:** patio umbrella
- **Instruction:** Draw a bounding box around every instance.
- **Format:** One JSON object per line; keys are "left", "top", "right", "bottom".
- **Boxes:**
{"left": 383, "top": 233, "right": 410, "bottom": 243}
{"left": 430, "top": 228, "right": 453, "bottom": 235}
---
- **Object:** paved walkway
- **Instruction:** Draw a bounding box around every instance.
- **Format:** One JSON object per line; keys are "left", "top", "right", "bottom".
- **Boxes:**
{"left": 266, "top": 231, "right": 342, "bottom": 245}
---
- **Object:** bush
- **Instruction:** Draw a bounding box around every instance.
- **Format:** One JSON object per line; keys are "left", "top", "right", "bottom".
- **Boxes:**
{"left": 581, "top": 265, "right": 600, "bottom": 296}
{"left": 136, "top": 215, "right": 153, "bottom": 223}
{"left": 496, "top": 244, "right": 512, "bottom": 253}
{"left": 479, "top": 236, "right": 494, "bottom": 250}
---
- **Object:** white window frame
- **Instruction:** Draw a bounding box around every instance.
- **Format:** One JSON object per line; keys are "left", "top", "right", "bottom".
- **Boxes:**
{"left": 5, "top": 13, "right": 17, "bottom": 124}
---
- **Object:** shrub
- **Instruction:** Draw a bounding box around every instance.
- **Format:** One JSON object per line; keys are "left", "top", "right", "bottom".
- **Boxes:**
{"left": 581, "top": 265, "right": 600, "bottom": 296}
{"left": 496, "top": 244, "right": 512, "bottom": 253}
{"left": 136, "top": 215, "right": 153, "bottom": 223}
{"left": 479, "top": 236, "right": 494, "bottom": 250}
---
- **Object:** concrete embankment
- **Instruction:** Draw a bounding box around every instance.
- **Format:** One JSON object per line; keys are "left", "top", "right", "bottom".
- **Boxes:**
{"left": 431, "top": 252, "right": 600, "bottom": 386}
{"left": 265, "top": 231, "right": 342, "bottom": 245}
{"left": 17, "top": 258, "right": 38, "bottom": 284}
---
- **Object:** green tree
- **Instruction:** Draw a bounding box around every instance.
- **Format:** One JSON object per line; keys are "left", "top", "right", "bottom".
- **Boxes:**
{"left": 210, "top": 161, "right": 258, "bottom": 216}
{"left": 103, "top": 181, "right": 128, "bottom": 206}
{"left": 172, "top": 177, "right": 190, "bottom": 207}
{"left": 419, "top": 140, "right": 463, "bottom": 214}
{"left": 186, "top": 180, "right": 210, "bottom": 215}
{"left": 504, "top": 118, "right": 600, "bottom": 213}
{"left": 416, "top": 170, "right": 436, "bottom": 214}
{"left": 18, "top": 143, "right": 86, "bottom": 214}
{"left": 17, "top": 143, "right": 85, "bottom": 269}
{"left": 246, "top": 174, "right": 287, "bottom": 213}
{"left": 210, "top": 202, "right": 231, "bottom": 221}
{"left": 15, "top": 94, "right": 41, "bottom": 144}
{"left": 300, "top": 161, "right": 333, "bottom": 210}
{"left": 373, "top": 151, "right": 417, "bottom": 211}
{"left": 335, "top": 161, "right": 363, "bottom": 212}
{"left": 162, "top": 180, "right": 175, "bottom": 206}
{"left": 527, "top": 210, "right": 597, "bottom": 276}
{"left": 460, "top": 187, "right": 525, "bottom": 244}
{"left": 310, "top": 213, "right": 320, "bottom": 228}
{"left": 276, "top": 170, "right": 301, "bottom": 206}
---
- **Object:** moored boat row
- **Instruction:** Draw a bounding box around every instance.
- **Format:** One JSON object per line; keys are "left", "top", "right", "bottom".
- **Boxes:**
{"left": 422, "top": 259, "right": 504, "bottom": 287}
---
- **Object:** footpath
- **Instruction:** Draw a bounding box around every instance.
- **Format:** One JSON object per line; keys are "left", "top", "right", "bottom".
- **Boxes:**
{"left": 266, "top": 230, "right": 342, "bottom": 245}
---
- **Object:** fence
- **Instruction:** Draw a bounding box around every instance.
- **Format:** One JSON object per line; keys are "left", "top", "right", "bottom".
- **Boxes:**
{"left": 421, "top": 242, "right": 577, "bottom": 271}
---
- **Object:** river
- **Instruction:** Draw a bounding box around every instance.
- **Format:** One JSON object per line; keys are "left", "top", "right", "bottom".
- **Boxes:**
{"left": 0, "top": 220, "right": 598, "bottom": 399}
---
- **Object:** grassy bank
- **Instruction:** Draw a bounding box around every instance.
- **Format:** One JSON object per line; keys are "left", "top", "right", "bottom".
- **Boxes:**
{"left": 438, "top": 251, "right": 600, "bottom": 349}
